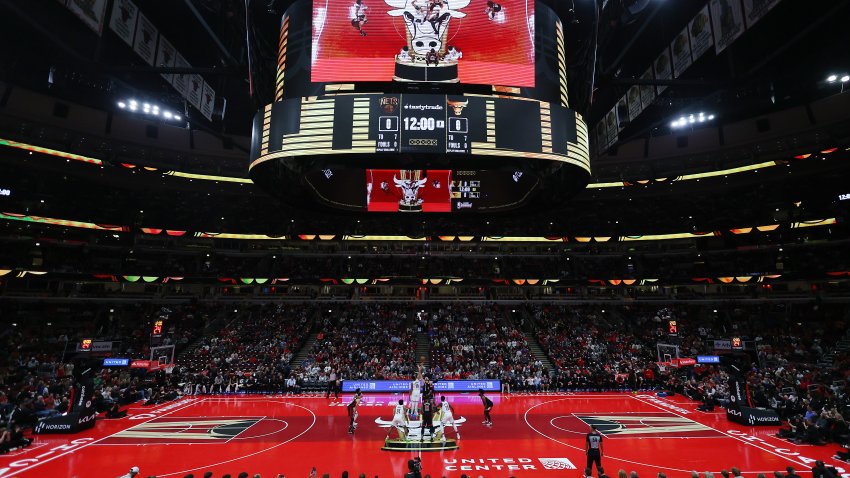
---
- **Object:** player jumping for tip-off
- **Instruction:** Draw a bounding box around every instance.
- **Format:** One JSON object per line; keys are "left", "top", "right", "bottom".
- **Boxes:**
{"left": 409, "top": 366, "right": 423, "bottom": 420}
{"left": 386, "top": 399, "right": 410, "bottom": 443}
{"left": 438, "top": 395, "right": 460, "bottom": 442}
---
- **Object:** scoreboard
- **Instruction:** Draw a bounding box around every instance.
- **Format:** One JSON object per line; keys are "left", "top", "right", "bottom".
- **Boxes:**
{"left": 248, "top": 91, "right": 590, "bottom": 213}
{"left": 250, "top": 93, "right": 590, "bottom": 172}
{"left": 371, "top": 94, "right": 467, "bottom": 155}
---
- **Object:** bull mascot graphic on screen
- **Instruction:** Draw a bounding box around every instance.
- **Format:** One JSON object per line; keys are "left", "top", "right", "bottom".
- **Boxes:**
{"left": 387, "top": 0, "right": 469, "bottom": 82}
{"left": 393, "top": 170, "right": 428, "bottom": 212}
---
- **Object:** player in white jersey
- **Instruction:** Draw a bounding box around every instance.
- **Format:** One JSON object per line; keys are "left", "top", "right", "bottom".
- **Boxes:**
{"left": 438, "top": 395, "right": 460, "bottom": 442}
{"left": 409, "top": 367, "right": 423, "bottom": 419}
{"left": 386, "top": 399, "right": 409, "bottom": 442}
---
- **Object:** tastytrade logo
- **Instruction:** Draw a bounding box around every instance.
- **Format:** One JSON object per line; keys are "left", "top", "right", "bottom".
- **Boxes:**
{"left": 404, "top": 104, "right": 443, "bottom": 111}
{"left": 443, "top": 458, "right": 575, "bottom": 472}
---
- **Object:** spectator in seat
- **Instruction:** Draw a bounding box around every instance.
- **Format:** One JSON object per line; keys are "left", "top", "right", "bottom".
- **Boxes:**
{"left": 811, "top": 461, "right": 838, "bottom": 478}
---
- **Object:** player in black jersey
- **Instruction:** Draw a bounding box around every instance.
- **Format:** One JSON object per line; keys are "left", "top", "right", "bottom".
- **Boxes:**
{"left": 585, "top": 425, "right": 605, "bottom": 476}
{"left": 478, "top": 389, "right": 493, "bottom": 426}
{"left": 422, "top": 375, "right": 435, "bottom": 401}
{"left": 347, "top": 388, "right": 362, "bottom": 434}
{"left": 420, "top": 396, "right": 437, "bottom": 441}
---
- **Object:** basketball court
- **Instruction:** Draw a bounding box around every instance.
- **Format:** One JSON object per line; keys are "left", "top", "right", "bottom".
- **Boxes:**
{"left": 1, "top": 393, "right": 845, "bottom": 477}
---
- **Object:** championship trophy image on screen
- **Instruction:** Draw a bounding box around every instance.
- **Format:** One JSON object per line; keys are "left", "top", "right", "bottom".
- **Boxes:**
{"left": 311, "top": 0, "right": 535, "bottom": 86}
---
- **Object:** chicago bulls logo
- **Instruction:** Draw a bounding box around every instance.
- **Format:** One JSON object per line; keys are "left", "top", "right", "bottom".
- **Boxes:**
{"left": 385, "top": 0, "right": 470, "bottom": 58}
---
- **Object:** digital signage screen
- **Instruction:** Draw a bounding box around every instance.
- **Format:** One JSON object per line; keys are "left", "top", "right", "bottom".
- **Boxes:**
{"left": 311, "top": 0, "right": 535, "bottom": 86}
{"left": 342, "top": 379, "right": 500, "bottom": 392}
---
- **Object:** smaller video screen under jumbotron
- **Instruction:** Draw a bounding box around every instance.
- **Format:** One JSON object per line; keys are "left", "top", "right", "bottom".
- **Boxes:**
{"left": 366, "top": 169, "right": 530, "bottom": 212}
{"left": 311, "top": 0, "right": 536, "bottom": 86}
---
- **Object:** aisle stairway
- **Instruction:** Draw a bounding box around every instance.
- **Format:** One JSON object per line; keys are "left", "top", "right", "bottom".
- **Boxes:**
{"left": 818, "top": 332, "right": 850, "bottom": 369}
{"left": 291, "top": 333, "right": 319, "bottom": 368}
{"left": 416, "top": 332, "right": 431, "bottom": 370}
{"left": 523, "top": 331, "right": 555, "bottom": 373}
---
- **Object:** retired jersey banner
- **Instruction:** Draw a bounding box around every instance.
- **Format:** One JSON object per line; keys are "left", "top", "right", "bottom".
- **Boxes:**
{"left": 604, "top": 107, "right": 618, "bottom": 149}
{"left": 155, "top": 35, "right": 177, "bottom": 84}
{"left": 671, "top": 26, "right": 693, "bottom": 78}
{"left": 711, "top": 0, "right": 746, "bottom": 55}
{"left": 595, "top": 122, "right": 607, "bottom": 155}
{"left": 133, "top": 12, "right": 158, "bottom": 66}
{"left": 742, "top": 0, "right": 781, "bottom": 28}
{"left": 639, "top": 67, "right": 655, "bottom": 110}
{"left": 653, "top": 48, "right": 673, "bottom": 95}
{"left": 689, "top": 5, "right": 713, "bottom": 62}
{"left": 616, "top": 95, "right": 629, "bottom": 128}
{"left": 66, "top": 0, "right": 108, "bottom": 34}
{"left": 109, "top": 0, "right": 138, "bottom": 46}
{"left": 627, "top": 85, "right": 642, "bottom": 122}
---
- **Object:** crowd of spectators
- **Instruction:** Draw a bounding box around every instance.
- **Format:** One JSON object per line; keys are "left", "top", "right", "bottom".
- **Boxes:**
{"left": 297, "top": 304, "right": 417, "bottom": 384}
{"left": 423, "top": 304, "right": 546, "bottom": 388}
{"left": 175, "top": 303, "right": 313, "bottom": 394}
{"left": 533, "top": 305, "right": 673, "bottom": 391}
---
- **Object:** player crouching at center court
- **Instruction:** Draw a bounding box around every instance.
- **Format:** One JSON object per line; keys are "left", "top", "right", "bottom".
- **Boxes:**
{"left": 386, "top": 399, "right": 410, "bottom": 443}
{"left": 479, "top": 388, "right": 493, "bottom": 426}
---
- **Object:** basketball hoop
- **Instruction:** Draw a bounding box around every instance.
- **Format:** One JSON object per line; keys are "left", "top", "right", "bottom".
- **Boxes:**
{"left": 656, "top": 361, "right": 676, "bottom": 372}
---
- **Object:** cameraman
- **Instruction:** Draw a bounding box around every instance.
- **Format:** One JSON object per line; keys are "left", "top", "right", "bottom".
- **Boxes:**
{"left": 404, "top": 457, "right": 422, "bottom": 478}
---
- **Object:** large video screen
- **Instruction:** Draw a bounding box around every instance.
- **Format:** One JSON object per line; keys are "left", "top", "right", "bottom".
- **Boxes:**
{"left": 311, "top": 0, "right": 535, "bottom": 86}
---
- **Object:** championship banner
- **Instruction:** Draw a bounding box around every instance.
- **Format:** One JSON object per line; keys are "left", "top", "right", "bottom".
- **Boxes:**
{"left": 133, "top": 12, "right": 158, "bottom": 66}
{"left": 186, "top": 74, "right": 204, "bottom": 109}
{"left": 710, "top": 0, "right": 746, "bottom": 55}
{"left": 200, "top": 81, "right": 216, "bottom": 121}
{"left": 342, "top": 380, "right": 500, "bottom": 393}
{"left": 109, "top": 0, "right": 138, "bottom": 47}
{"left": 66, "top": 0, "right": 108, "bottom": 34}
{"left": 653, "top": 47, "right": 673, "bottom": 95}
{"left": 171, "top": 52, "right": 191, "bottom": 98}
{"left": 742, "top": 0, "right": 781, "bottom": 29}
{"left": 627, "top": 85, "right": 642, "bottom": 122}
{"left": 639, "top": 67, "right": 655, "bottom": 111}
{"left": 155, "top": 35, "right": 177, "bottom": 84}
{"left": 688, "top": 5, "right": 713, "bottom": 62}
{"left": 671, "top": 26, "right": 692, "bottom": 78}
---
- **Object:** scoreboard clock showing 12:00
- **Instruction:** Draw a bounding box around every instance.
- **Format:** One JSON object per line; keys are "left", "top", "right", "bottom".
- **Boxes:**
{"left": 400, "top": 95, "right": 446, "bottom": 154}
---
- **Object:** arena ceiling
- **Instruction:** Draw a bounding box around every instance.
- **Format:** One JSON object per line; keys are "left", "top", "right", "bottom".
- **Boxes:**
{"left": 1, "top": 1, "right": 848, "bottom": 142}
